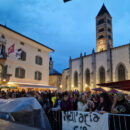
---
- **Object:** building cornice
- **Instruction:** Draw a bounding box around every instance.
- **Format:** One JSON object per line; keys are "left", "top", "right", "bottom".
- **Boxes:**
{"left": 0, "top": 24, "right": 54, "bottom": 52}
{"left": 71, "top": 43, "right": 130, "bottom": 62}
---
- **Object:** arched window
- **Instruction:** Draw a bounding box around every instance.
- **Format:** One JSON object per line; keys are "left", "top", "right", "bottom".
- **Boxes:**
{"left": 15, "top": 68, "right": 25, "bottom": 78}
{"left": 74, "top": 71, "right": 78, "bottom": 87}
{"left": 21, "top": 51, "right": 26, "bottom": 61}
{"left": 35, "top": 56, "right": 42, "bottom": 65}
{"left": 35, "top": 71, "right": 42, "bottom": 80}
{"left": 118, "top": 64, "right": 126, "bottom": 81}
{"left": 99, "top": 67, "right": 105, "bottom": 83}
{"left": 85, "top": 69, "right": 90, "bottom": 85}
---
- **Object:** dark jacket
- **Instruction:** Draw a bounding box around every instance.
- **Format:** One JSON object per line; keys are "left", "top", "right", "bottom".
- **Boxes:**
{"left": 115, "top": 99, "right": 130, "bottom": 114}
{"left": 96, "top": 102, "right": 111, "bottom": 112}
{"left": 61, "top": 100, "right": 72, "bottom": 111}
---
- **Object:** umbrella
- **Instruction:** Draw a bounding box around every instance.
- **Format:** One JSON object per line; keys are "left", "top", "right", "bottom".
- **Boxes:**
{"left": 92, "top": 88, "right": 106, "bottom": 92}
{"left": 108, "top": 89, "right": 118, "bottom": 94}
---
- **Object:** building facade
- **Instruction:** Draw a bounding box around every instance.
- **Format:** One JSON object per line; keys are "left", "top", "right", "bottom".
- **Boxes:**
{"left": 62, "top": 4, "right": 130, "bottom": 92}
{"left": 49, "top": 57, "right": 62, "bottom": 90}
{"left": 0, "top": 25, "right": 54, "bottom": 89}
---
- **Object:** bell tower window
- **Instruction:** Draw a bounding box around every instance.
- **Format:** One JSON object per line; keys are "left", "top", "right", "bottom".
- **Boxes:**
{"left": 98, "top": 35, "right": 104, "bottom": 39}
{"left": 98, "top": 28, "right": 104, "bottom": 33}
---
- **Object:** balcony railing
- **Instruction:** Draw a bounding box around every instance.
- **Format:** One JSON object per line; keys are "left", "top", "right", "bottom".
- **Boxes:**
{"left": 47, "top": 111, "right": 130, "bottom": 130}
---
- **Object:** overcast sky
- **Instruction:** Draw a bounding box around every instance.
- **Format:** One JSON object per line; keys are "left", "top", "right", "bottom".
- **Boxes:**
{"left": 0, "top": 0, "right": 130, "bottom": 72}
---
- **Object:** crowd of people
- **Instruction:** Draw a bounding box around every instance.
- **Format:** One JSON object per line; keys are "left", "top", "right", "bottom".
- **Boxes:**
{"left": 0, "top": 89, "right": 130, "bottom": 114}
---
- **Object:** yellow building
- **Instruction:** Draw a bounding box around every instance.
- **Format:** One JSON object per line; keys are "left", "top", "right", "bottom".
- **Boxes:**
{"left": 0, "top": 24, "right": 56, "bottom": 91}
{"left": 49, "top": 57, "right": 62, "bottom": 90}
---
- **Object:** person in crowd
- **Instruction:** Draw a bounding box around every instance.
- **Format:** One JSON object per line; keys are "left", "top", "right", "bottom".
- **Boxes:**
{"left": 73, "top": 93, "right": 78, "bottom": 110}
{"left": 91, "top": 94, "right": 100, "bottom": 111}
{"left": 111, "top": 92, "right": 130, "bottom": 114}
{"left": 43, "top": 92, "right": 53, "bottom": 113}
{"left": 61, "top": 92, "right": 72, "bottom": 111}
{"left": 51, "top": 93, "right": 57, "bottom": 107}
{"left": 37, "top": 94, "right": 43, "bottom": 107}
{"left": 77, "top": 93, "right": 88, "bottom": 111}
{"left": 0, "top": 89, "right": 130, "bottom": 115}
{"left": 51, "top": 93, "right": 62, "bottom": 111}
{"left": 126, "top": 94, "right": 130, "bottom": 103}
{"left": 96, "top": 92, "right": 112, "bottom": 114}
{"left": 78, "top": 92, "right": 95, "bottom": 112}
{"left": 21, "top": 89, "right": 26, "bottom": 97}
{"left": 69, "top": 92, "right": 74, "bottom": 109}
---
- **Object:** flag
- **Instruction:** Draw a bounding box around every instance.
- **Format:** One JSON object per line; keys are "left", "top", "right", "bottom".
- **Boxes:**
{"left": 8, "top": 44, "right": 15, "bottom": 55}
{"left": 15, "top": 48, "right": 22, "bottom": 59}
{"left": 64, "top": 0, "right": 71, "bottom": 2}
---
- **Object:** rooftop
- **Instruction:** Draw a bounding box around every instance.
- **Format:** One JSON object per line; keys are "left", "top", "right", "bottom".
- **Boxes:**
{"left": 49, "top": 69, "right": 62, "bottom": 76}
{"left": 0, "top": 24, "right": 54, "bottom": 52}
{"left": 97, "top": 4, "right": 111, "bottom": 17}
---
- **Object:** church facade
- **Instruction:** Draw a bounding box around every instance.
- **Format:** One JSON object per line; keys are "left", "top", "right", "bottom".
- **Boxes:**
{"left": 62, "top": 4, "right": 130, "bottom": 92}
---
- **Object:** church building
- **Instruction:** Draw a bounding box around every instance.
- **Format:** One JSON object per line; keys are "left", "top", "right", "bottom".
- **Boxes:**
{"left": 62, "top": 4, "right": 130, "bottom": 91}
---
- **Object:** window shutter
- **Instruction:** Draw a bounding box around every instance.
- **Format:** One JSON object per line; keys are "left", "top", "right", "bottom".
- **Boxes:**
{"left": 40, "top": 72, "right": 42, "bottom": 80}
{"left": 15, "top": 68, "right": 19, "bottom": 77}
{"left": 40, "top": 58, "right": 42, "bottom": 65}
{"left": 22, "top": 69, "right": 25, "bottom": 78}
{"left": 3, "top": 65, "right": 8, "bottom": 74}
{"left": 37, "top": 72, "right": 40, "bottom": 80}
{"left": 35, "top": 71, "right": 37, "bottom": 80}
{"left": 35, "top": 56, "right": 37, "bottom": 64}
{"left": 23, "top": 52, "right": 26, "bottom": 61}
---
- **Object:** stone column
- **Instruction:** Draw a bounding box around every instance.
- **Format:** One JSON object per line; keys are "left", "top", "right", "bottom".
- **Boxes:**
{"left": 91, "top": 49, "right": 96, "bottom": 88}
{"left": 79, "top": 53, "right": 83, "bottom": 92}
{"left": 69, "top": 56, "right": 72, "bottom": 91}
{"left": 107, "top": 43, "right": 112, "bottom": 82}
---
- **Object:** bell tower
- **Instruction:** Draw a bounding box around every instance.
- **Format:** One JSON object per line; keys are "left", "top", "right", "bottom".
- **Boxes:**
{"left": 96, "top": 4, "right": 113, "bottom": 52}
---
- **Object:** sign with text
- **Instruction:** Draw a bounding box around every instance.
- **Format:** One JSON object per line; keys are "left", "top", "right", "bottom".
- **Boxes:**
{"left": 62, "top": 111, "right": 109, "bottom": 130}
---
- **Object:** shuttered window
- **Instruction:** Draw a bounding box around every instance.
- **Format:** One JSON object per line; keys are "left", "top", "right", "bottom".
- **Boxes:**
{"left": 35, "top": 71, "right": 42, "bottom": 80}
{"left": 35, "top": 56, "right": 42, "bottom": 65}
{"left": 15, "top": 68, "right": 25, "bottom": 78}
{"left": 3, "top": 65, "right": 8, "bottom": 74}
{"left": 21, "top": 51, "right": 26, "bottom": 61}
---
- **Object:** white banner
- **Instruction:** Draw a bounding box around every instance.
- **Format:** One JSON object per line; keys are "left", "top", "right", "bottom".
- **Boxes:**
{"left": 62, "top": 111, "right": 109, "bottom": 130}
